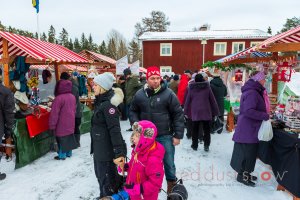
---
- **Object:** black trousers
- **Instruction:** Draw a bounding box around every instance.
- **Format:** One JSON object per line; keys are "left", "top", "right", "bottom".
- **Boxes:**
{"left": 93, "top": 160, "right": 118, "bottom": 198}
{"left": 192, "top": 120, "right": 211, "bottom": 148}
{"left": 74, "top": 117, "right": 81, "bottom": 146}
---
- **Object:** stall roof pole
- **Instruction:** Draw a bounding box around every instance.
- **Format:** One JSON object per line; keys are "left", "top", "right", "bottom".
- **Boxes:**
{"left": 2, "top": 39, "right": 10, "bottom": 87}
{"left": 54, "top": 63, "right": 59, "bottom": 82}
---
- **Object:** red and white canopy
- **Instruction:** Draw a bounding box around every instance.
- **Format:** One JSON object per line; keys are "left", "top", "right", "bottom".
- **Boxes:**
{"left": 79, "top": 50, "right": 116, "bottom": 65}
{"left": 30, "top": 65, "right": 87, "bottom": 72}
{"left": 225, "top": 25, "right": 300, "bottom": 62}
{"left": 0, "top": 31, "right": 89, "bottom": 63}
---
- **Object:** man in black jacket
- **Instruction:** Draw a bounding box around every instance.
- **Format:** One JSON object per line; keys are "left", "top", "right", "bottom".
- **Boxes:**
{"left": 129, "top": 66, "right": 185, "bottom": 193}
{"left": 0, "top": 68, "right": 15, "bottom": 180}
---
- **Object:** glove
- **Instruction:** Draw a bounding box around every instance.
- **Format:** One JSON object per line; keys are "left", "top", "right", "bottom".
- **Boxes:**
{"left": 124, "top": 184, "right": 142, "bottom": 197}
{"left": 113, "top": 156, "right": 125, "bottom": 170}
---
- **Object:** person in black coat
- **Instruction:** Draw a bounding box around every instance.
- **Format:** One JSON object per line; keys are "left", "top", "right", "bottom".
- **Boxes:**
{"left": 129, "top": 66, "right": 185, "bottom": 193}
{"left": 91, "top": 72, "right": 127, "bottom": 199}
{"left": 210, "top": 72, "right": 227, "bottom": 133}
{"left": 0, "top": 68, "right": 15, "bottom": 180}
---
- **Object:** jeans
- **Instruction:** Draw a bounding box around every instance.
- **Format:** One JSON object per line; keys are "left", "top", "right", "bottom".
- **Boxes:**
{"left": 94, "top": 160, "right": 118, "bottom": 198}
{"left": 156, "top": 135, "right": 176, "bottom": 181}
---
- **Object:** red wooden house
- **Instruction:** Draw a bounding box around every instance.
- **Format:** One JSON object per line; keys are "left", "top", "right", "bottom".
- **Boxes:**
{"left": 139, "top": 29, "right": 271, "bottom": 74}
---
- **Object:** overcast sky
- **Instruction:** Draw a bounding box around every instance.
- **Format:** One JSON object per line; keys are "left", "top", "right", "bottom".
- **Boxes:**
{"left": 0, "top": 0, "right": 299, "bottom": 44}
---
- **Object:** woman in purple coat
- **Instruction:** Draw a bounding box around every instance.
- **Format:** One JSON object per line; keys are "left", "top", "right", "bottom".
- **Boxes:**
{"left": 184, "top": 74, "right": 219, "bottom": 152}
{"left": 49, "top": 79, "right": 77, "bottom": 160}
{"left": 230, "top": 71, "right": 269, "bottom": 187}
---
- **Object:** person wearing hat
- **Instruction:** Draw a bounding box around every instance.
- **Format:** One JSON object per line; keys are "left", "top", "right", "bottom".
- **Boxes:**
{"left": 129, "top": 66, "right": 184, "bottom": 194}
{"left": 210, "top": 69, "right": 227, "bottom": 134}
{"left": 0, "top": 68, "right": 15, "bottom": 180}
{"left": 60, "top": 72, "right": 83, "bottom": 146}
{"left": 49, "top": 79, "right": 77, "bottom": 161}
{"left": 230, "top": 71, "right": 269, "bottom": 187}
{"left": 123, "top": 68, "right": 142, "bottom": 131}
{"left": 169, "top": 74, "right": 180, "bottom": 95}
{"left": 91, "top": 72, "right": 127, "bottom": 199}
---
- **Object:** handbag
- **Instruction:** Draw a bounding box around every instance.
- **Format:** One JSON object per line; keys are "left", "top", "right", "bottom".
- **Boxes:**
{"left": 211, "top": 116, "right": 224, "bottom": 133}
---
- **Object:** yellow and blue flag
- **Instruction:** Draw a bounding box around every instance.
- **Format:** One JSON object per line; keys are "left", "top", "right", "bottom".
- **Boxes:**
{"left": 32, "top": 0, "right": 39, "bottom": 13}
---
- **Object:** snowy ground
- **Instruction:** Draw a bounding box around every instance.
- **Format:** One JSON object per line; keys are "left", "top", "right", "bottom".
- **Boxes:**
{"left": 0, "top": 120, "right": 291, "bottom": 200}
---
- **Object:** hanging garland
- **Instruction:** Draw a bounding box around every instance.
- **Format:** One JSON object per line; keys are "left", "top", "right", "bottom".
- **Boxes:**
{"left": 202, "top": 61, "right": 253, "bottom": 72}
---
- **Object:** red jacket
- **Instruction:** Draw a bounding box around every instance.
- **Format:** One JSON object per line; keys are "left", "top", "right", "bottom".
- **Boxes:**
{"left": 177, "top": 74, "right": 190, "bottom": 105}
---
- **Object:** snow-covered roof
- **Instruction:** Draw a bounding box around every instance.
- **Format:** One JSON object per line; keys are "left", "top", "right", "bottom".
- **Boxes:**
{"left": 139, "top": 29, "right": 271, "bottom": 41}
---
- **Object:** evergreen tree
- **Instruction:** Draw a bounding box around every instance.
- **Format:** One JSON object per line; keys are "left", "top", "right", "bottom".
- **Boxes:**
{"left": 107, "top": 38, "right": 118, "bottom": 59}
{"left": 34, "top": 32, "right": 39, "bottom": 39}
{"left": 281, "top": 17, "right": 300, "bottom": 32}
{"left": 99, "top": 41, "right": 107, "bottom": 55}
{"left": 41, "top": 32, "right": 47, "bottom": 41}
{"left": 0, "top": 21, "right": 5, "bottom": 31}
{"left": 81, "top": 33, "right": 89, "bottom": 50}
{"left": 267, "top": 26, "right": 272, "bottom": 35}
{"left": 67, "top": 39, "right": 74, "bottom": 51}
{"left": 135, "top": 10, "right": 170, "bottom": 37}
{"left": 48, "top": 25, "right": 56, "bottom": 43}
{"left": 73, "top": 38, "right": 81, "bottom": 53}
{"left": 128, "top": 39, "right": 141, "bottom": 63}
{"left": 59, "top": 28, "right": 69, "bottom": 47}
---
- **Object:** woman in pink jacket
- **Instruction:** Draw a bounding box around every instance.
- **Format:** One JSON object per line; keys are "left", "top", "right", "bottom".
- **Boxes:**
{"left": 104, "top": 120, "right": 165, "bottom": 200}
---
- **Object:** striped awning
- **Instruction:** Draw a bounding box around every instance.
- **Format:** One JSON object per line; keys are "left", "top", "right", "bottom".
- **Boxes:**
{"left": 30, "top": 65, "right": 87, "bottom": 72}
{"left": 0, "top": 31, "right": 89, "bottom": 63}
{"left": 222, "top": 48, "right": 269, "bottom": 62}
{"left": 79, "top": 50, "right": 116, "bottom": 65}
{"left": 225, "top": 26, "right": 300, "bottom": 62}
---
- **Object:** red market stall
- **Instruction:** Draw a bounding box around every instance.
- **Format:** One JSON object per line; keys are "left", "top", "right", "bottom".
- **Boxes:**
{"left": 0, "top": 31, "right": 91, "bottom": 168}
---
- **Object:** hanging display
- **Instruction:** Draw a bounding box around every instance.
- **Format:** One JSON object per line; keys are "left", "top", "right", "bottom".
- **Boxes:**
{"left": 277, "top": 62, "right": 292, "bottom": 82}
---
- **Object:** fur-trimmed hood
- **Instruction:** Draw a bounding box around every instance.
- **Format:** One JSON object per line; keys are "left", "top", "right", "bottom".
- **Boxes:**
{"left": 111, "top": 87, "right": 124, "bottom": 107}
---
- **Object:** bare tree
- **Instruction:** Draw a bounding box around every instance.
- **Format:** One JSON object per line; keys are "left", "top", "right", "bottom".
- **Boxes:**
{"left": 106, "top": 29, "right": 128, "bottom": 60}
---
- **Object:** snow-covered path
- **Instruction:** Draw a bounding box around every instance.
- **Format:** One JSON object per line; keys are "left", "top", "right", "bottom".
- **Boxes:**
{"left": 0, "top": 121, "right": 291, "bottom": 200}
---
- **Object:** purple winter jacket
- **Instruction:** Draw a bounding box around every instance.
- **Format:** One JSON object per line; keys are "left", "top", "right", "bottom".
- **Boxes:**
{"left": 49, "top": 80, "right": 76, "bottom": 137}
{"left": 184, "top": 81, "right": 219, "bottom": 121}
{"left": 232, "top": 79, "right": 269, "bottom": 144}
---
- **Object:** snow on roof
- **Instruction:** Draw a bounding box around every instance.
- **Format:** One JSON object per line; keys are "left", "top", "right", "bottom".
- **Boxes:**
{"left": 139, "top": 29, "right": 271, "bottom": 41}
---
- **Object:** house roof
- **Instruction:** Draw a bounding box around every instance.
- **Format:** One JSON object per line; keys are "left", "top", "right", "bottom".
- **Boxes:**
{"left": 139, "top": 29, "right": 271, "bottom": 41}
{"left": 0, "top": 31, "right": 89, "bottom": 63}
{"left": 79, "top": 50, "right": 116, "bottom": 65}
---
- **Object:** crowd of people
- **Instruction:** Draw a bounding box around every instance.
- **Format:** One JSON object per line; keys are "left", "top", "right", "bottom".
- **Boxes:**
{"left": 0, "top": 65, "right": 272, "bottom": 199}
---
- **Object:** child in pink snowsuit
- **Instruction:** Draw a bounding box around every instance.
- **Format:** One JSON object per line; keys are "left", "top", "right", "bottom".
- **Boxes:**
{"left": 122, "top": 120, "right": 165, "bottom": 200}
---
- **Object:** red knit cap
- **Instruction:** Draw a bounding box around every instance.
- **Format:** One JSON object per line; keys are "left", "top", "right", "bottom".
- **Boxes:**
{"left": 146, "top": 66, "right": 161, "bottom": 80}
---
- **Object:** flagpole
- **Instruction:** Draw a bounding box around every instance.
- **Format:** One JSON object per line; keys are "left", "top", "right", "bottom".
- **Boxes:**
{"left": 36, "top": 12, "right": 40, "bottom": 40}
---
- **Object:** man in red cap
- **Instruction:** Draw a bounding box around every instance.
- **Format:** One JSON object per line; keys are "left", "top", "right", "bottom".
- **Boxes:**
{"left": 129, "top": 66, "right": 184, "bottom": 193}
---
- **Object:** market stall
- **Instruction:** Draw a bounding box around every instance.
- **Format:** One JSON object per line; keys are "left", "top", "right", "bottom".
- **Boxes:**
{"left": 0, "top": 31, "right": 92, "bottom": 168}
{"left": 212, "top": 25, "right": 300, "bottom": 199}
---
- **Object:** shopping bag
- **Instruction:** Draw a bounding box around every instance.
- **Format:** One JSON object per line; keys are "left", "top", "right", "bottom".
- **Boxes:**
{"left": 211, "top": 116, "right": 224, "bottom": 133}
{"left": 258, "top": 120, "right": 273, "bottom": 141}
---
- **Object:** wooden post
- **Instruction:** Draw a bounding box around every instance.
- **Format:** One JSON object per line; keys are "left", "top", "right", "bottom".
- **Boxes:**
{"left": 272, "top": 52, "right": 279, "bottom": 95}
{"left": 2, "top": 38, "right": 10, "bottom": 87}
{"left": 54, "top": 63, "right": 59, "bottom": 82}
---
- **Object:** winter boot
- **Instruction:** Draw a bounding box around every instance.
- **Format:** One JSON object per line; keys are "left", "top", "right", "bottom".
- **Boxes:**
{"left": 0, "top": 173, "right": 6, "bottom": 180}
{"left": 191, "top": 144, "right": 197, "bottom": 151}
{"left": 237, "top": 173, "right": 255, "bottom": 187}
{"left": 204, "top": 145, "right": 209, "bottom": 152}
{"left": 167, "top": 180, "right": 177, "bottom": 194}
{"left": 245, "top": 172, "right": 257, "bottom": 181}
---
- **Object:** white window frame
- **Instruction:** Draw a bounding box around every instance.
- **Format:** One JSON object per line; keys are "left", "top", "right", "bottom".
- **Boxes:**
{"left": 160, "top": 66, "right": 172, "bottom": 73}
{"left": 214, "top": 42, "right": 227, "bottom": 56}
{"left": 160, "top": 43, "right": 172, "bottom": 56}
{"left": 250, "top": 41, "right": 261, "bottom": 47}
{"left": 232, "top": 42, "right": 245, "bottom": 54}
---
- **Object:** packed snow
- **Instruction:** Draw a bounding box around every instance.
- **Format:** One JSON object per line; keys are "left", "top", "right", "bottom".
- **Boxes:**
{"left": 0, "top": 120, "right": 291, "bottom": 200}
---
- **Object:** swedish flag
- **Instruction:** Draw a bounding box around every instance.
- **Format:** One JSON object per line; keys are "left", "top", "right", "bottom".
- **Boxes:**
{"left": 32, "top": 0, "right": 39, "bottom": 13}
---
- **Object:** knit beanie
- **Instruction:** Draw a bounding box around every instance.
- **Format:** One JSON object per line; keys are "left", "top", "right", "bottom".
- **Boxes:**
{"left": 60, "top": 72, "right": 71, "bottom": 80}
{"left": 93, "top": 72, "right": 116, "bottom": 90}
{"left": 123, "top": 68, "right": 132, "bottom": 77}
{"left": 173, "top": 74, "right": 179, "bottom": 81}
{"left": 146, "top": 66, "right": 161, "bottom": 80}
{"left": 195, "top": 73, "right": 205, "bottom": 82}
